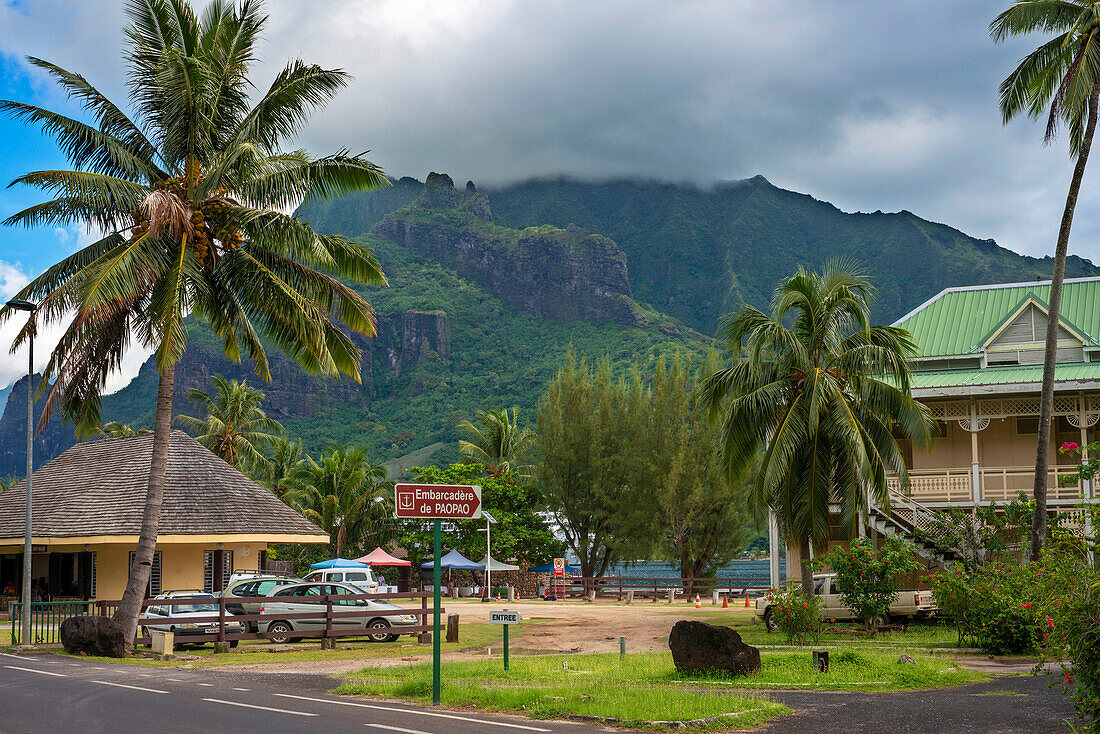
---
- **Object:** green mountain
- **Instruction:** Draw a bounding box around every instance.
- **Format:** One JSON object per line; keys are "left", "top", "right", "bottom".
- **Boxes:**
{"left": 0, "top": 174, "right": 704, "bottom": 477}
{"left": 300, "top": 175, "right": 1099, "bottom": 334}
{"left": 4, "top": 172, "right": 1095, "bottom": 477}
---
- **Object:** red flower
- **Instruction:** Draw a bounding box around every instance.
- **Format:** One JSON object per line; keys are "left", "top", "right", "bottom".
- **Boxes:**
{"left": 1020, "top": 604, "right": 1032, "bottom": 609}
{"left": 1061, "top": 441, "right": 1079, "bottom": 453}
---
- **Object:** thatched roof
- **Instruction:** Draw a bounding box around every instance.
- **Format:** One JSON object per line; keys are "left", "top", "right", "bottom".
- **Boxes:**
{"left": 0, "top": 431, "right": 325, "bottom": 541}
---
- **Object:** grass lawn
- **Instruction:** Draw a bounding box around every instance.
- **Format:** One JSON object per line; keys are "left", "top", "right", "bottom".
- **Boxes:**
{"left": 55, "top": 622, "right": 506, "bottom": 668}
{"left": 339, "top": 652, "right": 787, "bottom": 731}
{"left": 336, "top": 650, "right": 985, "bottom": 730}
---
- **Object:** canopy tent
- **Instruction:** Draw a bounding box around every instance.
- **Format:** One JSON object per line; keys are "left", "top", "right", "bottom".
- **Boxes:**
{"left": 310, "top": 558, "right": 370, "bottom": 570}
{"left": 477, "top": 555, "right": 520, "bottom": 572}
{"left": 421, "top": 549, "right": 484, "bottom": 570}
{"left": 354, "top": 547, "right": 412, "bottom": 567}
{"left": 527, "top": 561, "right": 580, "bottom": 573}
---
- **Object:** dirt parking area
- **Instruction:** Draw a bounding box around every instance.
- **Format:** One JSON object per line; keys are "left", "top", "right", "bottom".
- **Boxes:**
{"left": 453, "top": 598, "right": 756, "bottom": 654}
{"left": 211, "top": 598, "right": 756, "bottom": 674}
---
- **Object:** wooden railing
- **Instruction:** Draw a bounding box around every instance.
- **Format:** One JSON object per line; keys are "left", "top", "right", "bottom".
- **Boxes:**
{"left": 888, "top": 466, "right": 1084, "bottom": 504}
{"left": 887, "top": 469, "right": 972, "bottom": 503}
{"left": 539, "top": 577, "right": 772, "bottom": 601}
{"left": 93, "top": 591, "right": 439, "bottom": 646}
{"left": 979, "top": 466, "right": 1082, "bottom": 502}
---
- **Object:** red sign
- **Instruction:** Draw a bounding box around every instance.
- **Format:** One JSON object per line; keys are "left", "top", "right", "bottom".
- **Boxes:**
{"left": 394, "top": 483, "right": 482, "bottom": 520}
{"left": 553, "top": 558, "right": 565, "bottom": 576}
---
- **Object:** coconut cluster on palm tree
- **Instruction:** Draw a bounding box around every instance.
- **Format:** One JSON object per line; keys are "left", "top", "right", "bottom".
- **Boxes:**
{"left": 702, "top": 263, "right": 936, "bottom": 596}
{"left": 991, "top": 0, "right": 1100, "bottom": 558}
{"left": 0, "top": 0, "right": 387, "bottom": 649}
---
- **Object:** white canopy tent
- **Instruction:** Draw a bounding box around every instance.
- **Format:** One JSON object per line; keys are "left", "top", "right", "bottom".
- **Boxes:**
{"left": 477, "top": 555, "right": 520, "bottom": 572}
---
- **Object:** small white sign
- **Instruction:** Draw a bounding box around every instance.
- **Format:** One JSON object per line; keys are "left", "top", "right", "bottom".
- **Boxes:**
{"left": 490, "top": 610, "right": 521, "bottom": 625}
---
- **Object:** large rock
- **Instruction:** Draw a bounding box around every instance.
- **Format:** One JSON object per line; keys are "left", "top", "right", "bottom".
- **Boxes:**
{"left": 668, "top": 620, "right": 761, "bottom": 676}
{"left": 60, "top": 615, "right": 128, "bottom": 657}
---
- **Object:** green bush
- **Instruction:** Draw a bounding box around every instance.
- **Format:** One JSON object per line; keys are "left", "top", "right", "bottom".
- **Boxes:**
{"left": 822, "top": 535, "right": 919, "bottom": 632}
{"left": 978, "top": 605, "right": 1041, "bottom": 655}
{"left": 766, "top": 583, "right": 823, "bottom": 646}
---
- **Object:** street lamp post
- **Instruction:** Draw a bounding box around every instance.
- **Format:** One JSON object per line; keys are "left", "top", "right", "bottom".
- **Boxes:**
{"left": 477, "top": 511, "right": 497, "bottom": 599}
{"left": 7, "top": 298, "right": 36, "bottom": 647}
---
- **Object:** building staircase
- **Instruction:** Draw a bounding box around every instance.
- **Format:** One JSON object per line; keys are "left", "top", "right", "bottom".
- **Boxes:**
{"left": 867, "top": 489, "right": 966, "bottom": 569}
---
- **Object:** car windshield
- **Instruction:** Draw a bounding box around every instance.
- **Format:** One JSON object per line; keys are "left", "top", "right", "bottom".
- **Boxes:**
{"left": 171, "top": 603, "right": 217, "bottom": 614}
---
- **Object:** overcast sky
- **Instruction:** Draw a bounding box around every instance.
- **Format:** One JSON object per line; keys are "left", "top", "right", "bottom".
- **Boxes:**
{"left": 0, "top": 0, "right": 1098, "bottom": 389}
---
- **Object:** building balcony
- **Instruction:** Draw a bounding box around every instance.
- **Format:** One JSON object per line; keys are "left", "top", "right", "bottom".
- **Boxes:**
{"left": 886, "top": 466, "right": 1087, "bottom": 506}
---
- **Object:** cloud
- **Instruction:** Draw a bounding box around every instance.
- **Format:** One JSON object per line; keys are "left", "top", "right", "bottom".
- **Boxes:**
{"left": 0, "top": 259, "right": 150, "bottom": 394}
{"left": 0, "top": 0, "right": 1096, "bottom": 267}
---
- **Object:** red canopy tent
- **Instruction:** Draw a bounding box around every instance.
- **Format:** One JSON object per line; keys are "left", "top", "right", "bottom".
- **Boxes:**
{"left": 354, "top": 547, "right": 412, "bottom": 591}
{"left": 354, "top": 547, "right": 412, "bottom": 566}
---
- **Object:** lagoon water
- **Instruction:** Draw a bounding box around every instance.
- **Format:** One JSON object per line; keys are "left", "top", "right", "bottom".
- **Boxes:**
{"left": 606, "top": 559, "right": 786, "bottom": 583}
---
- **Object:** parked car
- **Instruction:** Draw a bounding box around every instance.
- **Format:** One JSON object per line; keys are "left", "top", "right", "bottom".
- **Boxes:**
{"left": 140, "top": 591, "right": 243, "bottom": 647}
{"left": 302, "top": 568, "right": 378, "bottom": 591}
{"left": 755, "top": 573, "right": 937, "bottom": 631}
{"left": 221, "top": 574, "right": 302, "bottom": 631}
{"left": 258, "top": 581, "right": 418, "bottom": 644}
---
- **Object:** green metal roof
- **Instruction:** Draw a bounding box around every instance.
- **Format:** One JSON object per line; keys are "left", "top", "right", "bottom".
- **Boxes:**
{"left": 895, "top": 277, "right": 1100, "bottom": 357}
{"left": 909, "top": 362, "right": 1100, "bottom": 390}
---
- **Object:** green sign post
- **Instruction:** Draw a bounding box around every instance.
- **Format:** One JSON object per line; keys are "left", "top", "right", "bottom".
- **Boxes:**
{"left": 394, "top": 483, "right": 483, "bottom": 707}
{"left": 490, "top": 609, "right": 521, "bottom": 671}
{"left": 432, "top": 519, "right": 442, "bottom": 704}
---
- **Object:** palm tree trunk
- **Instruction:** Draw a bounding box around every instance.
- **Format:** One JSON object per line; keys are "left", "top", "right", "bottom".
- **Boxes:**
{"left": 112, "top": 363, "right": 174, "bottom": 651}
{"left": 1031, "top": 81, "right": 1100, "bottom": 560}
{"left": 799, "top": 538, "right": 814, "bottom": 599}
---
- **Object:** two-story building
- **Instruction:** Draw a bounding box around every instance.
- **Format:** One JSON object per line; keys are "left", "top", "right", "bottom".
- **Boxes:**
{"left": 893, "top": 276, "right": 1098, "bottom": 514}
{"left": 768, "top": 276, "right": 1099, "bottom": 587}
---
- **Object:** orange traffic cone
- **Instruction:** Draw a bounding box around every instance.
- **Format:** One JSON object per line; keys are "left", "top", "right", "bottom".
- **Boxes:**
{"left": 694, "top": 594, "right": 701, "bottom": 609}
{"left": 744, "top": 594, "right": 751, "bottom": 607}
{"left": 722, "top": 595, "right": 728, "bottom": 608}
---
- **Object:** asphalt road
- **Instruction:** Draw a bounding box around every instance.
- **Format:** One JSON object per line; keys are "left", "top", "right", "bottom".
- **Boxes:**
{"left": 763, "top": 673, "right": 1077, "bottom": 734}
{"left": 0, "top": 652, "right": 587, "bottom": 734}
{"left": 0, "top": 651, "right": 1079, "bottom": 733}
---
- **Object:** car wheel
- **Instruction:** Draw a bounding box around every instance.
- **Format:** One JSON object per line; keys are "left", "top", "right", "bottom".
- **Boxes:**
{"left": 367, "top": 619, "right": 396, "bottom": 643}
{"left": 763, "top": 607, "right": 778, "bottom": 633}
{"left": 267, "top": 621, "right": 294, "bottom": 644}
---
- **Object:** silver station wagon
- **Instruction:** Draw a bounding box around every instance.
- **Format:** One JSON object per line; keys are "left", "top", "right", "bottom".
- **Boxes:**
{"left": 257, "top": 582, "right": 418, "bottom": 643}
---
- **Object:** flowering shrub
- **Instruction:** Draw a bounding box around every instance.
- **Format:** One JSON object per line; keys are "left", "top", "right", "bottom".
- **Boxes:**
{"left": 1050, "top": 578, "right": 1100, "bottom": 731}
{"left": 766, "top": 583, "right": 823, "bottom": 646}
{"left": 979, "top": 605, "right": 1042, "bottom": 655}
{"left": 821, "top": 535, "right": 918, "bottom": 633}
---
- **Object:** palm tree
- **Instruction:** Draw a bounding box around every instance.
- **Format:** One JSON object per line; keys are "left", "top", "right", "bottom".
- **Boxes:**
{"left": 457, "top": 407, "right": 536, "bottom": 478}
{"left": 0, "top": 0, "right": 387, "bottom": 648}
{"left": 176, "top": 375, "right": 282, "bottom": 470}
{"left": 255, "top": 436, "right": 307, "bottom": 499}
{"left": 991, "top": 2, "right": 1100, "bottom": 559}
{"left": 99, "top": 421, "right": 151, "bottom": 437}
{"left": 284, "top": 446, "right": 393, "bottom": 557}
{"left": 702, "top": 263, "right": 935, "bottom": 597}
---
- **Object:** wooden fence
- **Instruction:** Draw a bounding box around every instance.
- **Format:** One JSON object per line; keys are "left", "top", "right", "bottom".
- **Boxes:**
{"left": 91, "top": 590, "right": 440, "bottom": 646}
{"left": 540, "top": 576, "right": 770, "bottom": 601}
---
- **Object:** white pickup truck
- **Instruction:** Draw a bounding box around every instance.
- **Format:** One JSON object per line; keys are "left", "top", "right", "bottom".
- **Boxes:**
{"left": 755, "top": 573, "right": 937, "bottom": 631}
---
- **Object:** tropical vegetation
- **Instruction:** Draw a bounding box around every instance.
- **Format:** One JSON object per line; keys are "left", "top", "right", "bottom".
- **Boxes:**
{"left": 821, "top": 535, "right": 919, "bottom": 632}
{"left": 991, "top": 0, "right": 1100, "bottom": 558}
{"left": 457, "top": 407, "right": 535, "bottom": 478}
{"left": 701, "top": 263, "right": 936, "bottom": 596}
{"left": 176, "top": 375, "right": 282, "bottom": 470}
{"left": 283, "top": 446, "right": 393, "bottom": 558}
{"left": 0, "top": 0, "right": 387, "bottom": 649}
